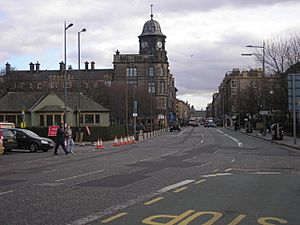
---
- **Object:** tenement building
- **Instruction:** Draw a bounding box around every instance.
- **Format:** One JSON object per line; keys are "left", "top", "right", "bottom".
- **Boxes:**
{"left": 0, "top": 11, "right": 177, "bottom": 129}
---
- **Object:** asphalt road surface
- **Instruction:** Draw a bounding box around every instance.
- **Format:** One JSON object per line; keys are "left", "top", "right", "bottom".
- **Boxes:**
{"left": 0, "top": 126, "right": 299, "bottom": 225}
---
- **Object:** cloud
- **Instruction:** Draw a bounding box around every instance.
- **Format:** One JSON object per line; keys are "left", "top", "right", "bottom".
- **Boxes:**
{"left": 0, "top": 0, "right": 300, "bottom": 109}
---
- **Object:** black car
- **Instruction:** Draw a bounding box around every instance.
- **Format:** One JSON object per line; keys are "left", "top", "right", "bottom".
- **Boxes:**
{"left": 170, "top": 123, "right": 181, "bottom": 132}
{"left": 9, "top": 128, "right": 54, "bottom": 152}
{"left": 0, "top": 128, "right": 18, "bottom": 152}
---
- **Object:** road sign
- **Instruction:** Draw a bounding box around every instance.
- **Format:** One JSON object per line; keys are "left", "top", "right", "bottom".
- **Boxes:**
{"left": 288, "top": 73, "right": 300, "bottom": 111}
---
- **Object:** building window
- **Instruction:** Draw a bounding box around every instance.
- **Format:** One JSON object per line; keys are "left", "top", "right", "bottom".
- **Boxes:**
{"left": 95, "top": 114, "right": 100, "bottom": 124}
{"left": 160, "top": 67, "right": 164, "bottom": 76}
{"left": 159, "top": 81, "right": 165, "bottom": 94}
{"left": 84, "top": 114, "right": 94, "bottom": 124}
{"left": 126, "top": 67, "right": 137, "bottom": 77}
{"left": 5, "top": 115, "right": 16, "bottom": 124}
{"left": 0, "top": 115, "right": 4, "bottom": 121}
{"left": 231, "top": 80, "right": 237, "bottom": 88}
{"left": 148, "top": 67, "right": 154, "bottom": 76}
{"left": 40, "top": 115, "right": 44, "bottom": 126}
{"left": 157, "top": 97, "right": 166, "bottom": 109}
{"left": 54, "top": 115, "right": 62, "bottom": 125}
{"left": 148, "top": 81, "right": 156, "bottom": 94}
{"left": 46, "top": 115, "right": 52, "bottom": 126}
{"left": 29, "top": 83, "right": 33, "bottom": 89}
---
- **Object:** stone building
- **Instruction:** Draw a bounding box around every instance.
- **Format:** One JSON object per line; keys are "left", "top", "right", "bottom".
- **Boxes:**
{"left": 0, "top": 11, "right": 177, "bottom": 129}
{"left": 112, "top": 12, "right": 176, "bottom": 128}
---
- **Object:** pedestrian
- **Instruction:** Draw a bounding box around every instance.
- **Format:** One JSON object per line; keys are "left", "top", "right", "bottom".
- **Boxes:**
{"left": 66, "top": 124, "right": 74, "bottom": 153}
{"left": 53, "top": 123, "right": 69, "bottom": 155}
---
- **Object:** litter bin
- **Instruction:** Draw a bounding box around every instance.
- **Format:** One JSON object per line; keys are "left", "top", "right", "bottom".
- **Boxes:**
{"left": 270, "top": 123, "right": 283, "bottom": 140}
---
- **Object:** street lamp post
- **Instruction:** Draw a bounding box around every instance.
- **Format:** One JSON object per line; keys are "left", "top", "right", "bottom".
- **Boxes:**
{"left": 77, "top": 28, "right": 86, "bottom": 129}
{"left": 64, "top": 21, "right": 73, "bottom": 125}
{"left": 242, "top": 41, "right": 266, "bottom": 135}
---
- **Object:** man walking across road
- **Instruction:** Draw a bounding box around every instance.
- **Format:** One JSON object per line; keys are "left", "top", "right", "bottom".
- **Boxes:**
{"left": 53, "top": 123, "right": 69, "bottom": 155}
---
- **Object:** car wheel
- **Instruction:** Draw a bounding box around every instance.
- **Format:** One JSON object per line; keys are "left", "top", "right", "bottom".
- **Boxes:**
{"left": 29, "top": 143, "right": 38, "bottom": 152}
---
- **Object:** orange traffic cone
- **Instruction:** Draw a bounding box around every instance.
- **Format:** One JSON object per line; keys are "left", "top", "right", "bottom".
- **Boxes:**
{"left": 112, "top": 136, "right": 119, "bottom": 147}
{"left": 127, "top": 136, "right": 132, "bottom": 144}
{"left": 96, "top": 138, "right": 105, "bottom": 149}
{"left": 132, "top": 135, "right": 137, "bottom": 144}
{"left": 120, "top": 137, "right": 124, "bottom": 145}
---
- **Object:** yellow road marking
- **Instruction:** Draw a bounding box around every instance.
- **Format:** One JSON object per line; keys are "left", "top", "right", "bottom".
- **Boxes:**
{"left": 195, "top": 179, "right": 206, "bottom": 184}
{"left": 101, "top": 212, "right": 128, "bottom": 223}
{"left": 224, "top": 168, "right": 233, "bottom": 172}
{"left": 174, "top": 187, "right": 187, "bottom": 193}
{"left": 228, "top": 214, "right": 246, "bottom": 225}
{"left": 144, "top": 197, "right": 164, "bottom": 205}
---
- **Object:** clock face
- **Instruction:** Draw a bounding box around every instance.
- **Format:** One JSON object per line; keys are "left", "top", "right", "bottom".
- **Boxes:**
{"left": 156, "top": 41, "right": 163, "bottom": 48}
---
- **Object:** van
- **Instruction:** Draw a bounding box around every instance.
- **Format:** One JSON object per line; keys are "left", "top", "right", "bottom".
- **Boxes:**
{"left": 0, "top": 122, "right": 16, "bottom": 129}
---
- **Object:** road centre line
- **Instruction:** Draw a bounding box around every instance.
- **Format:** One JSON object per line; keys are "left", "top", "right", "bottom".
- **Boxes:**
{"left": 101, "top": 212, "right": 128, "bottom": 223}
{"left": 173, "top": 187, "right": 188, "bottom": 193}
{"left": 144, "top": 197, "right": 164, "bottom": 205}
{"left": 195, "top": 179, "right": 206, "bottom": 184}
{"left": 55, "top": 170, "right": 104, "bottom": 182}
{"left": 158, "top": 180, "right": 195, "bottom": 193}
{"left": 0, "top": 190, "right": 14, "bottom": 196}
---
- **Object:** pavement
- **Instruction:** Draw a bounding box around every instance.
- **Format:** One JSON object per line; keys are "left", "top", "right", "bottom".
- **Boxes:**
{"left": 232, "top": 127, "right": 300, "bottom": 151}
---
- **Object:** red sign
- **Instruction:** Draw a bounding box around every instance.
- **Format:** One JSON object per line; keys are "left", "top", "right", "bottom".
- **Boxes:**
{"left": 48, "top": 126, "right": 59, "bottom": 137}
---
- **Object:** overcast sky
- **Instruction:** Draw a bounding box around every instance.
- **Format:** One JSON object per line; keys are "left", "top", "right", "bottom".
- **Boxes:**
{"left": 1, "top": 0, "right": 300, "bottom": 110}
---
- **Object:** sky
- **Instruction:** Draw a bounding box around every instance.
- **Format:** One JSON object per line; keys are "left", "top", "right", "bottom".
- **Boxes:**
{"left": 1, "top": 0, "right": 300, "bottom": 110}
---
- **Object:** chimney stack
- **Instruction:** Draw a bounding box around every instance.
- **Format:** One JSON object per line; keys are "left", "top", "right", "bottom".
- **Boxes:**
{"left": 85, "top": 61, "right": 89, "bottom": 72}
{"left": 59, "top": 61, "right": 65, "bottom": 75}
{"left": 91, "top": 61, "right": 95, "bottom": 71}
{"left": 36, "top": 61, "right": 40, "bottom": 73}
{"left": 5, "top": 62, "right": 11, "bottom": 74}
{"left": 29, "top": 62, "right": 34, "bottom": 74}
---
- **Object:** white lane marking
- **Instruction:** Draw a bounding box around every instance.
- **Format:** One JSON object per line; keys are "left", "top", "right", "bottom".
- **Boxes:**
{"left": 202, "top": 173, "right": 232, "bottom": 178}
{"left": 251, "top": 171, "right": 281, "bottom": 175}
{"left": 55, "top": 170, "right": 104, "bottom": 182}
{"left": 0, "top": 190, "right": 14, "bottom": 195}
{"left": 231, "top": 159, "right": 236, "bottom": 163}
{"left": 217, "top": 129, "right": 243, "bottom": 147}
{"left": 158, "top": 180, "right": 195, "bottom": 193}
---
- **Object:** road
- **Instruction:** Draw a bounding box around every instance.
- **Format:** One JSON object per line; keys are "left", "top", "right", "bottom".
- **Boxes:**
{"left": 0, "top": 126, "right": 299, "bottom": 225}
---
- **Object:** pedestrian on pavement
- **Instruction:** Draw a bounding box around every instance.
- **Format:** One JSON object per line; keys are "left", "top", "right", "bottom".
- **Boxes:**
{"left": 66, "top": 124, "right": 74, "bottom": 153}
{"left": 53, "top": 123, "right": 69, "bottom": 155}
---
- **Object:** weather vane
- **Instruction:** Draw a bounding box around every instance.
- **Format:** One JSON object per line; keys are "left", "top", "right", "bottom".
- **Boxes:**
{"left": 151, "top": 4, "right": 153, "bottom": 19}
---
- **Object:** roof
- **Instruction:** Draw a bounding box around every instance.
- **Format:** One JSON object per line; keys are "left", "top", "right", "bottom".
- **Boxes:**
{"left": 0, "top": 92, "right": 45, "bottom": 112}
{"left": 56, "top": 92, "right": 110, "bottom": 112}
{"left": 0, "top": 92, "right": 109, "bottom": 113}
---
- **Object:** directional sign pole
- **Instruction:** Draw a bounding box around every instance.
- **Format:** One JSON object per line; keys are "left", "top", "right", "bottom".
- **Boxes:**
{"left": 292, "top": 74, "right": 296, "bottom": 144}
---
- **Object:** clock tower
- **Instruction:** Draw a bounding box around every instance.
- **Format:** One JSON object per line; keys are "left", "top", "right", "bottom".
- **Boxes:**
{"left": 138, "top": 9, "right": 167, "bottom": 60}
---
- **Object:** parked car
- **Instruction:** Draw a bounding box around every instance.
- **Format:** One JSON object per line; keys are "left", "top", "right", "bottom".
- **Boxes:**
{"left": 8, "top": 128, "right": 54, "bottom": 152}
{"left": 170, "top": 123, "right": 181, "bottom": 132}
{"left": 0, "top": 128, "right": 18, "bottom": 152}
{"left": 204, "top": 122, "right": 217, "bottom": 128}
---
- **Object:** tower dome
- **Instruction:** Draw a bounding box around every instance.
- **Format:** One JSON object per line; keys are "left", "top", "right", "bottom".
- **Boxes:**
{"left": 140, "top": 17, "right": 165, "bottom": 37}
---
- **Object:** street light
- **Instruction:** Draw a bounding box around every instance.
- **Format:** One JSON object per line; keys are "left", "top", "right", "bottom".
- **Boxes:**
{"left": 77, "top": 28, "right": 86, "bottom": 129}
{"left": 64, "top": 21, "right": 73, "bottom": 125}
{"left": 242, "top": 41, "right": 266, "bottom": 135}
